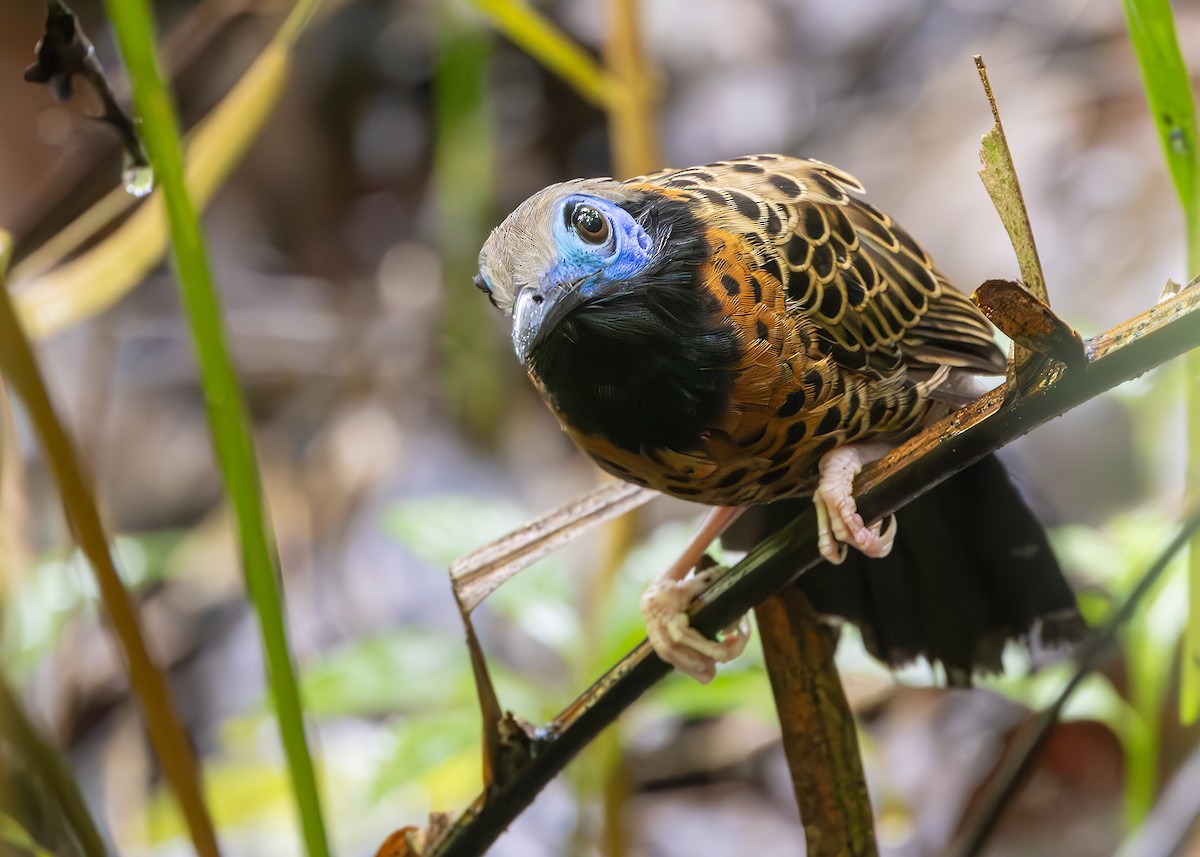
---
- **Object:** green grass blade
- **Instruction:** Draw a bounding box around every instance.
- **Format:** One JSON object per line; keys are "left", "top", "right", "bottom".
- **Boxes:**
{"left": 0, "top": 230, "right": 218, "bottom": 854}
{"left": 1120, "top": 0, "right": 1200, "bottom": 724}
{"left": 469, "top": 0, "right": 615, "bottom": 107}
{"left": 98, "top": 1, "right": 331, "bottom": 853}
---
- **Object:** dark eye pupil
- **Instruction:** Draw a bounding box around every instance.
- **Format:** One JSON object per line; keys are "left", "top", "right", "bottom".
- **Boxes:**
{"left": 571, "top": 205, "right": 609, "bottom": 244}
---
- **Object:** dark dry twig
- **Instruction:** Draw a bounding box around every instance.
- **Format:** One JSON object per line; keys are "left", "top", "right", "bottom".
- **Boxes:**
{"left": 24, "top": 0, "right": 149, "bottom": 170}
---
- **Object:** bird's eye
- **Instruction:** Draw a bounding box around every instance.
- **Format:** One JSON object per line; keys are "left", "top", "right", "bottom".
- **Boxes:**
{"left": 569, "top": 204, "right": 611, "bottom": 245}
{"left": 473, "top": 272, "right": 499, "bottom": 308}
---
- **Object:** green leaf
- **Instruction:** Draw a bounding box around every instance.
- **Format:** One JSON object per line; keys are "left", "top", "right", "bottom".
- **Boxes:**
{"left": 370, "top": 713, "right": 480, "bottom": 801}
{"left": 383, "top": 496, "right": 529, "bottom": 569}
{"left": 301, "top": 630, "right": 476, "bottom": 717}
{"left": 1120, "top": 0, "right": 1200, "bottom": 725}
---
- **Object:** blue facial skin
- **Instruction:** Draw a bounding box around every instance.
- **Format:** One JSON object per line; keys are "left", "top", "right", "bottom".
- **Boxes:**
{"left": 509, "top": 193, "right": 658, "bottom": 364}
{"left": 545, "top": 194, "right": 654, "bottom": 298}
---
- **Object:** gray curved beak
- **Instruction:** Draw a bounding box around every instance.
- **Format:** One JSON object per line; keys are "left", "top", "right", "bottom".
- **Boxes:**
{"left": 511, "top": 282, "right": 583, "bottom": 365}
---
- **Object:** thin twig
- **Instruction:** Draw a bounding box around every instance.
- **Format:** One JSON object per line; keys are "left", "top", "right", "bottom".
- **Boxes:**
{"left": 413, "top": 280, "right": 1200, "bottom": 857}
{"left": 24, "top": 0, "right": 148, "bottom": 169}
{"left": 942, "top": 500, "right": 1200, "bottom": 857}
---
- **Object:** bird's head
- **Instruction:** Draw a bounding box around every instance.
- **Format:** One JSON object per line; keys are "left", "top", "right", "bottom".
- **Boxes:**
{"left": 475, "top": 179, "right": 675, "bottom": 366}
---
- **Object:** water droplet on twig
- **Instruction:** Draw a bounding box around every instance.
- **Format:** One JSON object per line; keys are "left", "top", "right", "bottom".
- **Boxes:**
{"left": 123, "top": 163, "right": 154, "bottom": 198}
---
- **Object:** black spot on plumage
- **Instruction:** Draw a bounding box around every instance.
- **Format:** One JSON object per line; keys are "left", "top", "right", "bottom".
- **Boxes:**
{"left": 728, "top": 191, "right": 761, "bottom": 221}
{"left": 803, "top": 207, "right": 828, "bottom": 241}
{"left": 769, "top": 175, "right": 802, "bottom": 197}
{"left": 808, "top": 172, "right": 843, "bottom": 200}
{"left": 830, "top": 208, "right": 857, "bottom": 245}
{"left": 749, "top": 276, "right": 763, "bottom": 304}
{"left": 803, "top": 368, "right": 825, "bottom": 400}
{"left": 692, "top": 171, "right": 715, "bottom": 181}
{"left": 816, "top": 408, "right": 842, "bottom": 436}
{"left": 527, "top": 191, "right": 740, "bottom": 452}
{"left": 785, "top": 234, "right": 811, "bottom": 267}
{"left": 717, "top": 467, "right": 750, "bottom": 488}
{"left": 777, "top": 389, "right": 806, "bottom": 417}
{"left": 852, "top": 254, "right": 878, "bottom": 291}
{"left": 665, "top": 176, "right": 699, "bottom": 188}
{"left": 892, "top": 294, "right": 921, "bottom": 325}
{"left": 753, "top": 320, "right": 768, "bottom": 340}
{"left": 843, "top": 270, "right": 867, "bottom": 307}
{"left": 869, "top": 399, "right": 888, "bottom": 424}
{"left": 770, "top": 445, "right": 793, "bottom": 466}
{"left": 787, "top": 269, "right": 814, "bottom": 303}
{"left": 760, "top": 255, "right": 784, "bottom": 287}
{"left": 695, "top": 188, "right": 727, "bottom": 207}
{"left": 721, "top": 274, "right": 741, "bottom": 296}
{"left": 858, "top": 199, "right": 888, "bottom": 224}
{"left": 759, "top": 467, "right": 791, "bottom": 485}
{"left": 670, "top": 485, "right": 704, "bottom": 496}
{"left": 818, "top": 282, "right": 844, "bottom": 319}
{"left": 811, "top": 243, "right": 835, "bottom": 280}
{"left": 764, "top": 206, "right": 782, "bottom": 235}
{"left": 785, "top": 420, "right": 808, "bottom": 444}
{"left": 731, "top": 162, "right": 765, "bottom": 174}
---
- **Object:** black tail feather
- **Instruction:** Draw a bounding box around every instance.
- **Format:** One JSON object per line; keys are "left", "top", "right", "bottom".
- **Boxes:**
{"left": 723, "top": 455, "right": 1083, "bottom": 685}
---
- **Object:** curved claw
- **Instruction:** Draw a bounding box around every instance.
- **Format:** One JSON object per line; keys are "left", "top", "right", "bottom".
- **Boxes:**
{"left": 641, "top": 569, "right": 751, "bottom": 684}
{"left": 813, "top": 443, "right": 897, "bottom": 561}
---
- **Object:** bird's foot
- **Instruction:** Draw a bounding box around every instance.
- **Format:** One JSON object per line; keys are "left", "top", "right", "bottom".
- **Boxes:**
{"left": 641, "top": 566, "right": 751, "bottom": 684}
{"left": 813, "top": 443, "right": 896, "bottom": 564}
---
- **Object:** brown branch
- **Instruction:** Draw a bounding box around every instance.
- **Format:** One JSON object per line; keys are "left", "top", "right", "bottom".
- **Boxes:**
{"left": 410, "top": 280, "right": 1200, "bottom": 857}
{"left": 757, "top": 590, "right": 877, "bottom": 857}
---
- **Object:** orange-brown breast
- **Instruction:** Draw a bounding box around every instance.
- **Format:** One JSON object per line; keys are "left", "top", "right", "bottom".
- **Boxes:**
{"left": 555, "top": 223, "right": 934, "bottom": 506}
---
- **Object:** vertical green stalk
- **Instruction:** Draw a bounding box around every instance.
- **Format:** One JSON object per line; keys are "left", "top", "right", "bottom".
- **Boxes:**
{"left": 1119, "top": 0, "right": 1200, "bottom": 725}
{"left": 98, "top": 2, "right": 330, "bottom": 854}
{"left": 435, "top": 0, "right": 502, "bottom": 436}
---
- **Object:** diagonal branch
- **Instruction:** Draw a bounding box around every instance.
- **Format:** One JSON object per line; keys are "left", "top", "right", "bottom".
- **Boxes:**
{"left": 410, "top": 280, "right": 1200, "bottom": 857}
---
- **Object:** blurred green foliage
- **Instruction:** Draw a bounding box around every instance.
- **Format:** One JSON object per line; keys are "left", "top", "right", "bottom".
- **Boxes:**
{"left": 1119, "top": 0, "right": 1200, "bottom": 725}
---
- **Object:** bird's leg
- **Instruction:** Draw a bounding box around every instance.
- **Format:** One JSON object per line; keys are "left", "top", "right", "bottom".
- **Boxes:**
{"left": 813, "top": 442, "right": 896, "bottom": 564}
{"left": 640, "top": 505, "right": 750, "bottom": 683}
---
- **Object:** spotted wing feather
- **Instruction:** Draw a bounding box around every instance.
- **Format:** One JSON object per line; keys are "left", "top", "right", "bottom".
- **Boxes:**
{"left": 628, "top": 155, "right": 1005, "bottom": 379}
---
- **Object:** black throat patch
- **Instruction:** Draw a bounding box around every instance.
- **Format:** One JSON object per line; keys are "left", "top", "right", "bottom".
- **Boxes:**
{"left": 527, "top": 191, "right": 741, "bottom": 453}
